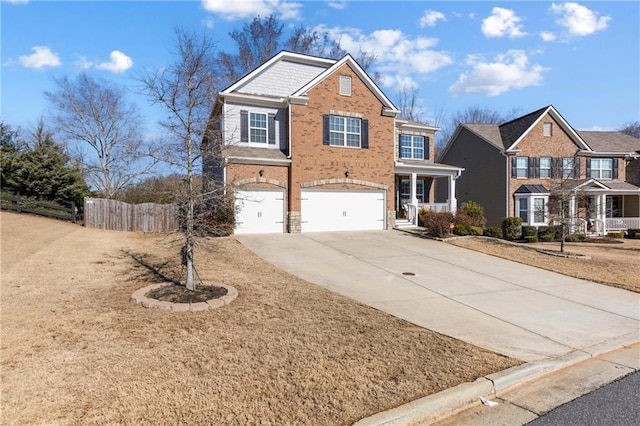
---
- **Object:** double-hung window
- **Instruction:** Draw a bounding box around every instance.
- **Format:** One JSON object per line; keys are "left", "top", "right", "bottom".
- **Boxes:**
{"left": 515, "top": 157, "right": 528, "bottom": 178}
{"left": 589, "top": 158, "right": 613, "bottom": 179}
{"left": 539, "top": 157, "right": 551, "bottom": 178}
{"left": 533, "top": 198, "right": 546, "bottom": 223}
{"left": 399, "top": 135, "right": 424, "bottom": 160}
{"left": 562, "top": 158, "right": 575, "bottom": 178}
{"left": 329, "top": 115, "right": 361, "bottom": 147}
{"left": 518, "top": 198, "right": 528, "bottom": 221}
{"left": 249, "top": 112, "right": 267, "bottom": 143}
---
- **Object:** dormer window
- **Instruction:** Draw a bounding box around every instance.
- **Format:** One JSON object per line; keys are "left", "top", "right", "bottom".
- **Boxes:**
{"left": 543, "top": 122, "right": 552, "bottom": 137}
{"left": 339, "top": 75, "right": 352, "bottom": 96}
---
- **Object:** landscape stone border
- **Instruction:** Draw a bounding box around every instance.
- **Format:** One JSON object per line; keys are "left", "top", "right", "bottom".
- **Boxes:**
{"left": 130, "top": 282, "right": 238, "bottom": 312}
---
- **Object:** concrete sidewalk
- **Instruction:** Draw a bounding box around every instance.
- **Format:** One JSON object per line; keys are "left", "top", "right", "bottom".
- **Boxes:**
{"left": 237, "top": 231, "right": 639, "bottom": 363}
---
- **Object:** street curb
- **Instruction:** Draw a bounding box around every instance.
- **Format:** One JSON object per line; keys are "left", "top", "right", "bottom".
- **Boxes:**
{"left": 353, "top": 335, "right": 640, "bottom": 426}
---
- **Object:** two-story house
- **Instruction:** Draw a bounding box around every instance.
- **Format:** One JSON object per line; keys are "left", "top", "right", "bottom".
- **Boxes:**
{"left": 204, "top": 51, "right": 463, "bottom": 234}
{"left": 438, "top": 105, "right": 640, "bottom": 234}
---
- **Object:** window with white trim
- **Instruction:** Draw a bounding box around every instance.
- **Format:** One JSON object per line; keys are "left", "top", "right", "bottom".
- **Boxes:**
{"left": 330, "top": 115, "right": 361, "bottom": 147}
{"left": 543, "top": 122, "right": 552, "bottom": 137}
{"left": 539, "top": 157, "right": 551, "bottom": 178}
{"left": 249, "top": 112, "right": 267, "bottom": 144}
{"left": 589, "top": 158, "right": 613, "bottom": 179}
{"left": 339, "top": 75, "right": 352, "bottom": 96}
{"left": 533, "top": 197, "right": 546, "bottom": 223}
{"left": 518, "top": 198, "right": 528, "bottom": 221}
{"left": 399, "top": 135, "right": 424, "bottom": 159}
{"left": 516, "top": 157, "right": 528, "bottom": 178}
{"left": 516, "top": 195, "right": 549, "bottom": 225}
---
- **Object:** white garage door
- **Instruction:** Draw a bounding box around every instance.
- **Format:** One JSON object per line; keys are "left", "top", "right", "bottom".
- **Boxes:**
{"left": 301, "top": 190, "right": 385, "bottom": 232}
{"left": 235, "top": 189, "right": 285, "bottom": 234}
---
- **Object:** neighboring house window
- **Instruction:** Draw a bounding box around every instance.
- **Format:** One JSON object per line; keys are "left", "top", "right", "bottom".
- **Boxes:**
{"left": 515, "top": 157, "right": 528, "bottom": 178}
{"left": 240, "top": 110, "right": 276, "bottom": 145}
{"left": 339, "top": 75, "right": 352, "bottom": 96}
{"left": 249, "top": 112, "right": 267, "bottom": 143}
{"left": 323, "top": 115, "right": 369, "bottom": 148}
{"left": 533, "top": 198, "right": 546, "bottom": 223}
{"left": 539, "top": 157, "right": 551, "bottom": 178}
{"left": 588, "top": 158, "right": 614, "bottom": 179}
{"left": 518, "top": 198, "right": 528, "bottom": 221}
{"left": 562, "top": 157, "right": 576, "bottom": 178}
{"left": 399, "top": 135, "right": 426, "bottom": 160}
{"left": 543, "top": 122, "right": 553, "bottom": 137}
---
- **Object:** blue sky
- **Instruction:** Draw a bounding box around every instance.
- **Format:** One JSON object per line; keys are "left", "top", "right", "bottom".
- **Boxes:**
{"left": 2, "top": 0, "right": 639, "bottom": 138}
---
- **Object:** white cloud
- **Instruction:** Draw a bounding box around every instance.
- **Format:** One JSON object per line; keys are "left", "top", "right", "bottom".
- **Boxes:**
{"left": 17, "top": 46, "right": 61, "bottom": 69}
{"left": 420, "top": 10, "right": 446, "bottom": 28}
{"left": 201, "top": 0, "right": 301, "bottom": 20}
{"left": 449, "top": 50, "right": 549, "bottom": 97}
{"left": 318, "top": 25, "right": 453, "bottom": 82}
{"left": 551, "top": 2, "right": 611, "bottom": 36}
{"left": 75, "top": 56, "right": 94, "bottom": 70}
{"left": 328, "top": 0, "right": 347, "bottom": 10}
{"left": 541, "top": 31, "right": 557, "bottom": 42}
{"left": 203, "top": 17, "right": 215, "bottom": 29}
{"left": 481, "top": 7, "right": 526, "bottom": 38}
{"left": 96, "top": 50, "right": 133, "bottom": 74}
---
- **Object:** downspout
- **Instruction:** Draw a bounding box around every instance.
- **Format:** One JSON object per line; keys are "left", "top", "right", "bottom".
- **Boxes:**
{"left": 501, "top": 151, "right": 510, "bottom": 218}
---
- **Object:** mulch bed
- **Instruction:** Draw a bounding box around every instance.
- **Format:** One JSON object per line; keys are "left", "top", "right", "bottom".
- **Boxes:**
{"left": 147, "top": 283, "right": 228, "bottom": 303}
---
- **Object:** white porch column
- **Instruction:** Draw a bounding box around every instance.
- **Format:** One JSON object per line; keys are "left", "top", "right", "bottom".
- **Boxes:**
{"left": 448, "top": 174, "right": 458, "bottom": 214}
{"left": 598, "top": 194, "right": 606, "bottom": 234}
{"left": 410, "top": 173, "right": 418, "bottom": 224}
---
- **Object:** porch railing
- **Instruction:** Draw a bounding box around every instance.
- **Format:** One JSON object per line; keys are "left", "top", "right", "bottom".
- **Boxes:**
{"left": 418, "top": 203, "right": 450, "bottom": 213}
{"left": 606, "top": 217, "right": 640, "bottom": 231}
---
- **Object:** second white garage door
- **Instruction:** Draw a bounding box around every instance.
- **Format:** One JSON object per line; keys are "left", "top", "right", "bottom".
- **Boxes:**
{"left": 301, "top": 190, "right": 385, "bottom": 232}
{"left": 235, "top": 189, "right": 285, "bottom": 234}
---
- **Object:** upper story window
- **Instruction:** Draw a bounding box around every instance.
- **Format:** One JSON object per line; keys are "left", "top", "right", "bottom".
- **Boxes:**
{"left": 339, "top": 75, "right": 352, "bottom": 96}
{"left": 240, "top": 110, "right": 276, "bottom": 146}
{"left": 562, "top": 157, "right": 576, "bottom": 178}
{"left": 399, "top": 135, "right": 425, "bottom": 160}
{"left": 515, "top": 157, "right": 528, "bottom": 178}
{"left": 323, "top": 114, "right": 369, "bottom": 148}
{"left": 589, "top": 158, "right": 613, "bottom": 179}
{"left": 543, "top": 122, "right": 553, "bottom": 137}
{"left": 539, "top": 157, "right": 551, "bottom": 178}
{"left": 249, "top": 112, "right": 267, "bottom": 143}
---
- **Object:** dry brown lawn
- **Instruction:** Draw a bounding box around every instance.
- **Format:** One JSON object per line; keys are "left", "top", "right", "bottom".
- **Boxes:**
{"left": 448, "top": 236, "right": 640, "bottom": 293}
{"left": 0, "top": 212, "right": 518, "bottom": 425}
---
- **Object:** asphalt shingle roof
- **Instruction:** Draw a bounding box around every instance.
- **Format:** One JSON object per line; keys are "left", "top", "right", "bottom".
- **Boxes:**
{"left": 578, "top": 131, "right": 640, "bottom": 153}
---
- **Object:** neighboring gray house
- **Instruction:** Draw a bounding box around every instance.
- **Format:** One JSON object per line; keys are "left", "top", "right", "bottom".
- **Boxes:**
{"left": 437, "top": 105, "right": 640, "bottom": 233}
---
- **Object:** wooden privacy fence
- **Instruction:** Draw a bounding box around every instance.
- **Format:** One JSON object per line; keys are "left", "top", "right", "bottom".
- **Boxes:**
{"left": 84, "top": 198, "right": 178, "bottom": 233}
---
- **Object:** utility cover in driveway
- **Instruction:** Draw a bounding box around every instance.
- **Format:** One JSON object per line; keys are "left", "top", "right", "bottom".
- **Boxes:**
{"left": 301, "top": 190, "right": 385, "bottom": 232}
{"left": 235, "top": 189, "right": 285, "bottom": 234}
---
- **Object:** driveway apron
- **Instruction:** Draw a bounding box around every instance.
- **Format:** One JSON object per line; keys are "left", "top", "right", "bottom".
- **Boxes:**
{"left": 236, "top": 231, "right": 640, "bottom": 362}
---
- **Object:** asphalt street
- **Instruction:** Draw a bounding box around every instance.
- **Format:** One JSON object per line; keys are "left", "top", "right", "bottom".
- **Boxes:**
{"left": 527, "top": 371, "right": 640, "bottom": 426}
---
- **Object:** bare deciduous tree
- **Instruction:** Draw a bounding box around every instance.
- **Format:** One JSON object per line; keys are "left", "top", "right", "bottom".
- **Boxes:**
{"left": 45, "top": 74, "right": 156, "bottom": 198}
{"left": 619, "top": 121, "right": 640, "bottom": 138}
{"left": 138, "top": 29, "right": 220, "bottom": 291}
{"left": 396, "top": 85, "right": 424, "bottom": 123}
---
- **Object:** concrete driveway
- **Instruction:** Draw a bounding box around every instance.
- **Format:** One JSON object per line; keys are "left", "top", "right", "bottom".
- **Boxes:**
{"left": 236, "top": 231, "right": 640, "bottom": 362}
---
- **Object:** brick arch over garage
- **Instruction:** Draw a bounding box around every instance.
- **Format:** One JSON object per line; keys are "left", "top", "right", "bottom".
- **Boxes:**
{"left": 233, "top": 177, "right": 287, "bottom": 189}
{"left": 300, "top": 178, "right": 388, "bottom": 190}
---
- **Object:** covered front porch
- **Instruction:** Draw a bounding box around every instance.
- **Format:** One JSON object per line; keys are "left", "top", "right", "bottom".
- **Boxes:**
{"left": 395, "top": 161, "right": 464, "bottom": 225}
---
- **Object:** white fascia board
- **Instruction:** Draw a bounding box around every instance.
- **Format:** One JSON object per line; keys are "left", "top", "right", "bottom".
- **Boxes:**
{"left": 396, "top": 119, "right": 440, "bottom": 132}
{"left": 394, "top": 162, "right": 465, "bottom": 177}
{"left": 227, "top": 156, "right": 292, "bottom": 166}
{"left": 287, "top": 95, "right": 308, "bottom": 105}
{"left": 292, "top": 54, "right": 400, "bottom": 115}
{"left": 508, "top": 106, "right": 591, "bottom": 152}
{"left": 578, "top": 150, "right": 635, "bottom": 157}
{"left": 220, "top": 92, "right": 288, "bottom": 108}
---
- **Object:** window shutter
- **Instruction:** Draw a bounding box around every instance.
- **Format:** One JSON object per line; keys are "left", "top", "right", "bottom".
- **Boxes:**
{"left": 533, "top": 157, "right": 539, "bottom": 178}
{"left": 322, "top": 115, "right": 330, "bottom": 145}
{"left": 511, "top": 157, "right": 517, "bottom": 178}
{"left": 574, "top": 158, "right": 580, "bottom": 178}
{"left": 240, "top": 110, "right": 248, "bottom": 143}
{"left": 268, "top": 113, "right": 276, "bottom": 145}
{"left": 586, "top": 159, "right": 591, "bottom": 178}
{"left": 361, "top": 119, "right": 369, "bottom": 149}
{"left": 527, "top": 157, "right": 534, "bottom": 178}
{"left": 550, "top": 157, "right": 557, "bottom": 178}
{"left": 398, "top": 134, "right": 402, "bottom": 158}
{"left": 424, "top": 136, "right": 430, "bottom": 160}
{"left": 612, "top": 158, "right": 618, "bottom": 179}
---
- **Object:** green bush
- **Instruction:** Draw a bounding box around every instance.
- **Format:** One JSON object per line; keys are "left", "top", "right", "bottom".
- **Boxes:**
{"left": 420, "top": 210, "right": 454, "bottom": 238}
{"left": 626, "top": 229, "right": 640, "bottom": 239}
{"left": 484, "top": 226, "right": 503, "bottom": 239}
{"left": 607, "top": 232, "right": 624, "bottom": 239}
{"left": 453, "top": 224, "right": 470, "bottom": 236}
{"left": 457, "top": 201, "right": 486, "bottom": 228}
{"left": 537, "top": 226, "right": 560, "bottom": 242}
{"left": 524, "top": 235, "right": 539, "bottom": 243}
{"left": 501, "top": 217, "right": 522, "bottom": 241}
{"left": 565, "top": 233, "right": 587, "bottom": 242}
{"left": 469, "top": 226, "right": 483, "bottom": 236}
{"left": 522, "top": 225, "right": 537, "bottom": 238}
